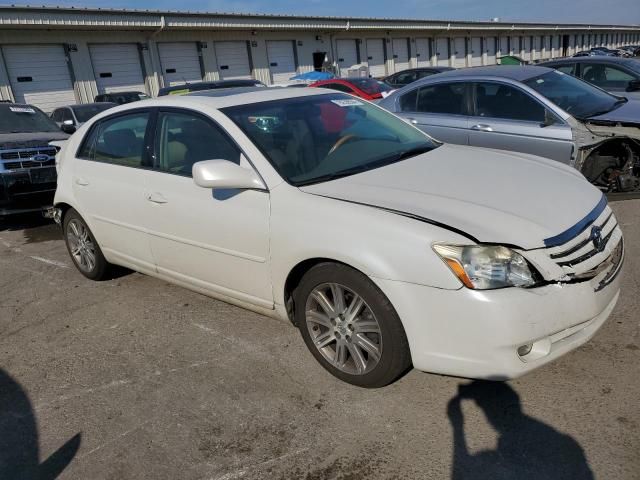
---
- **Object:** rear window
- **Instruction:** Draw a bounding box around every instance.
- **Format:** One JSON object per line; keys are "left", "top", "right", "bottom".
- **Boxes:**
{"left": 73, "top": 103, "right": 116, "bottom": 123}
{"left": 348, "top": 78, "right": 393, "bottom": 95}
{"left": 0, "top": 104, "right": 60, "bottom": 133}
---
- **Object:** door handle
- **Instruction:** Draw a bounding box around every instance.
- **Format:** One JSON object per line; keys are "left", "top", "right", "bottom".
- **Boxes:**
{"left": 471, "top": 124, "right": 493, "bottom": 132}
{"left": 74, "top": 177, "right": 89, "bottom": 186}
{"left": 147, "top": 192, "right": 168, "bottom": 204}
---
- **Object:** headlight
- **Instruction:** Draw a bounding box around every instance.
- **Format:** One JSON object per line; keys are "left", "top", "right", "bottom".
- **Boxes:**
{"left": 432, "top": 244, "right": 538, "bottom": 290}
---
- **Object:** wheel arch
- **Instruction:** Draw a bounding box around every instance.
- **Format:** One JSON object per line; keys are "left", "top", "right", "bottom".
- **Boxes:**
{"left": 283, "top": 257, "right": 369, "bottom": 326}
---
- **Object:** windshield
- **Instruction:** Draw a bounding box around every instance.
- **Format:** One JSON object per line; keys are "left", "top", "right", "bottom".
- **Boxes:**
{"left": 523, "top": 71, "right": 623, "bottom": 119}
{"left": 73, "top": 103, "right": 116, "bottom": 123}
{"left": 0, "top": 104, "right": 60, "bottom": 133}
{"left": 348, "top": 78, "right": 394, "bottom": 95}
{"left": 221, "top": 93, "right": 437, "bottom": 186}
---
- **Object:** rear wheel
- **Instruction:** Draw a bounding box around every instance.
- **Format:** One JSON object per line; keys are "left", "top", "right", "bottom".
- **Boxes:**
{"left": 63, "top": 209, "right": 110, "bottom": 280}
{"left": 294, "top": 263, "right": 411, "bottom": 388}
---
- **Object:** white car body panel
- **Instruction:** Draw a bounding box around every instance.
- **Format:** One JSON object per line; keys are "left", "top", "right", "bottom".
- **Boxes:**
{"left": 54, "top": 88, "right": 623, "bottom": 380}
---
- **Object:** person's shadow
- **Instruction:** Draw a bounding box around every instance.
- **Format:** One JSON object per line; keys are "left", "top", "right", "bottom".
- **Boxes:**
{"left": 448, "top": 381, "right": 594, "bottom": 480}
{"left": 0, "top": 369, "right": 81, "bottom": 479}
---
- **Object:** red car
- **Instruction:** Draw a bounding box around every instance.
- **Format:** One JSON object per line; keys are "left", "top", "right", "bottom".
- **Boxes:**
{"left": 309, "top": 78, "right": 394, "bottom": 100}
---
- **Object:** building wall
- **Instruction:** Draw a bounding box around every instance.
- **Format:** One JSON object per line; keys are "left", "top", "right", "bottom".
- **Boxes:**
{"left": 0, "top": 25, "right": 638, "bottom": 108}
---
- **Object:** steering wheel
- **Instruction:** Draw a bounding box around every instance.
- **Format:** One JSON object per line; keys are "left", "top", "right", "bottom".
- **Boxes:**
{"left": 328, "top": 134, "right": 357, "bottom": 156}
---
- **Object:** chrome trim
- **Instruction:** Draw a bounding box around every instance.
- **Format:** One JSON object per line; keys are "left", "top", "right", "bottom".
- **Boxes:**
{"left": 543, "top": 194, "right": 607, "bottom": 248}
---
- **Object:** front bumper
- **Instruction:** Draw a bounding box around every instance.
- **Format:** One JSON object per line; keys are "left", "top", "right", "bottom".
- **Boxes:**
{"left": 0, "top": 168, "right": 56, "bottom": 215}
{"left": 372, "top": 254, "right": 622, "bottom": 380}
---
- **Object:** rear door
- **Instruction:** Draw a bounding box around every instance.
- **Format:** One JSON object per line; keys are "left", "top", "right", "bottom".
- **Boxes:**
{"left": 395, "top": 81, "right": 470, "bottom": 144}
{"left": 468, "top": 81, "right": 573, "bottom": 162}
{"left": 72, "top": 109, "right": 155, "bottom": 270}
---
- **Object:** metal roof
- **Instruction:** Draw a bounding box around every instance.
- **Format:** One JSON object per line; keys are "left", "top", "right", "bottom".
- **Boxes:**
{"left": 0, "top": 4, "right": 639, "bottom": 31}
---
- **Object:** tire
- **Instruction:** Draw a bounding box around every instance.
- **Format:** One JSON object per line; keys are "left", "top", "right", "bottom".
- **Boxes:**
{"left": 294, "top": 262, "right": 411, "bottom": 388}
{"left": 63, "top": 208, "right": 110, "bottom": 280}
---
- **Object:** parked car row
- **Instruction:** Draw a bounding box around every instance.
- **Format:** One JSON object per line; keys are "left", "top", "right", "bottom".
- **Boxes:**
{"left": 574, "top": 46, "right": 640, "bottom": 58}
{"left": 48, "top": 87, "right": 624, "bottom": 387}
{"left": 379, "top": 66, "right": 640, "bottom": 193}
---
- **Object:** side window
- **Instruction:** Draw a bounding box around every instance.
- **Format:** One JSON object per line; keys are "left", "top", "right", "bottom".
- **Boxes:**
{"left": 77, "top": 112, "right": 149, "bottom": 168}
{"left": 394, "top": 71, "right": 417, "bottom": 85}
{"left": 474, "top": 82, "right": 546, "bottom": 123}
{"left": 399, "top": 88, "right": 418, "bottom": 111}
{"left": 554, "top": 64, "right": 575, "bottom": 75}
{"left": 416, "top": 70, "right": 436, "bottom": 80}
{"left": 156, "top": 111, "right": 240, "bottom": 176}
{"left": 582, "top": 64, "right": 635, "bottom": 90}
{"left": 51, "top": 109, "right": 63, "bottom": 122}
{"left": 414, "top": 83, "right": 468, "bottom": 115}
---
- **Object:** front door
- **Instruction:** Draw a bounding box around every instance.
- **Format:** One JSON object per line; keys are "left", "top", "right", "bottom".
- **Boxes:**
{"left": 143, "top": 108, "right": 273, "bottom": 307}
{"left": 468, "top": 82, "right": 573, "bottom": 162}
{"left": 72, "top": 110, "right": 155, "bottom": 271}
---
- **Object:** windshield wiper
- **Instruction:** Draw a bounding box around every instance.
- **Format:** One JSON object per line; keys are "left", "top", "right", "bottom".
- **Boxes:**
{"left": 295, "top": 144, "right": 434, "bottom": 187}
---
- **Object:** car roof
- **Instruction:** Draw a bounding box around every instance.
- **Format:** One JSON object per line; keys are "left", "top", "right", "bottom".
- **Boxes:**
{"left": 543, "top": 56, "right": 640, "bottom": 65}
{"left": 70, "top": 102, "right": 116, "bottom": 108}
{"left": 181, "top": 85, "right": 334, "bottom": 106}
{"left": 420, "top": 65, "right": 553, "bottom": 82}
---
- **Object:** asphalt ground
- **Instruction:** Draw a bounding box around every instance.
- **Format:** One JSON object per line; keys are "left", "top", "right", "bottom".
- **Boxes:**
{"left": 0, "top": 199, "right": 638, "bottom": 480}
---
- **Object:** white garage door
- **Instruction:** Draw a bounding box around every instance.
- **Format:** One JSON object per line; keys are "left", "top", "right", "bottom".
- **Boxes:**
{"left": 158, "top": 42, "right": 202, "bottom": 87}
{"left": 453, "top": 38, "right": 466, "bottom": 68}
{"left": 3, "top": 44, "right": 76, "bottom": 112}
{"left": 470, "top": 37, "right": 482, "bottom": 66}
{"left": 90, "top": 44, "right": 146, "bottom": 95}
{"left": 214, "top": 41, "right": 251, "bottom": 80}
{"left": 415, "top": 38, "right": 431, "bottom": 67}
{"left": 510, "top": 36, "right": 521, "bottom": 56}
{"left": 266, "top": 41, "right": 297, "bottom": 84}
{"left": 392, "top": 38, "right": 410, "bottom": 72}
{"left": 522, "top": 36, "right": 532, "bottom": 61}
{"left": 499, "top": 37, "right": 509, "bottom": 56}
{"left": 365, "top": 39, "right": 386, "bottom": 78}
{"left": 336, "top": 39, "right": 359, "bottom": 77}
{"left": 485, "top": 37, "right": 497, "bottom": 64}
{"left": 435, "top": 38, "right": 450, "bottom": 66}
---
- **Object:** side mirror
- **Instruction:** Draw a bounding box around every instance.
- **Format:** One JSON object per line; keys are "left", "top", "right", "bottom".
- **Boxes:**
{"left": 627, "top": 79, "right": 640, "bottom": 92}
{"left": 61, "top": 120, "right": 76, "bottom": 134}
{"left": 192, "top": 159, "right": 266, "bottom": 191}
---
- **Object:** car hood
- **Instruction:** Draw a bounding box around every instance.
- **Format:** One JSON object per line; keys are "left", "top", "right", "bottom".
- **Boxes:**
{"left": 0, "top": 131, "right": 69, "bottom": 150}
{"left": 586, "top": 99, "right": 640, "bottom": 126}
{"left": 300, "top": 144, "right": 603, "bottom": 250}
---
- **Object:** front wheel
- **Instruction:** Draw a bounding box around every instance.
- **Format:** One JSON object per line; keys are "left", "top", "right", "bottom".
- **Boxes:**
{"left": 63, "top": 208, "right": 111, "bottom": 280}
{"left": 294, "top": 263, "right": 411, "bottom": 388}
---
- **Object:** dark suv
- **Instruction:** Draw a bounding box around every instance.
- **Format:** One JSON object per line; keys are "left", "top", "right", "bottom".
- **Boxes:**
{"left": 0, "top": 103, "right": 68, "bottom": 215}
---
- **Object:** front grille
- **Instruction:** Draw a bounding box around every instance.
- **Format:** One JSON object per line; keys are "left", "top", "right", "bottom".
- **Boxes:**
{"left": 544, "top": 198, "right": 623, "bottom": 281}
{"left": 0, "top": 147, "right": 57, "bottom": 171}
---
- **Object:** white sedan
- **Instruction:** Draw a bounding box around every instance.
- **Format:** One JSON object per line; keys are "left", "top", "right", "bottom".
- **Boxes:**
{"left": 52, "top": 87, "right": 624, "bottom": 387}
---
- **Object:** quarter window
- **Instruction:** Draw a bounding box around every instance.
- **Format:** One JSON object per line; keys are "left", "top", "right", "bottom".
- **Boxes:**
{"left": 400, "top": 83, "right": 467, "bottom": 115}
{"left": 474, "top": 82, "right": 546, "bottom": 123}
{"left": 554, "top": 64, "right": 576, "bottom": 75}
{"left": 155, "top": 111, "right": 240, "bottom": 176}
{"left": 78, "top": 112, "right": 149, "bottom": 168}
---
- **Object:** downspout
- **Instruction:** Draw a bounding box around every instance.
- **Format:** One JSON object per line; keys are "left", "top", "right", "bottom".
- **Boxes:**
{"left": 147, "top": 15, "right": 166, "bottom": 95}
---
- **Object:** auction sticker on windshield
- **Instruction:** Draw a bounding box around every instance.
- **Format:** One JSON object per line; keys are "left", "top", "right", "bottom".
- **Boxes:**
{"left": 331, "top": 99, "right": 363, "bottom": 107}
{"left": 9, "top": 106, "right": 36, "bottom": 114}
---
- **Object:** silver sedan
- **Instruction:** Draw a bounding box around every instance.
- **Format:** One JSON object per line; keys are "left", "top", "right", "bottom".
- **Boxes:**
{"left": 378, "top": 66, "right": 640, "bottom": 192}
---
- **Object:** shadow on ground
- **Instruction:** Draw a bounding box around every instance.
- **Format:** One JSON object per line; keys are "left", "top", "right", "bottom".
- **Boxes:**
{"left": 448, "top": 380, "right": 593, "bottom": 480}
{"left": 0, "top": 213, "right": 60, "bottom": 244}
{"left": 0, "top": 369, "right": 81, "bottom": 479}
